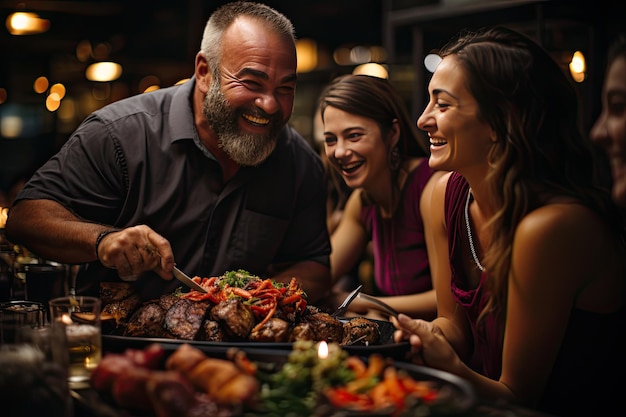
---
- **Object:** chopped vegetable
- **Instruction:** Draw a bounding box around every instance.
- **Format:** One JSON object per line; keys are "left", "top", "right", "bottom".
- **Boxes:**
{"left": 323, "top": 354, "right": 440, "bottom": 416}
{"left": 247, "top": 341, "right": 441, "bottom": 416}
{"left": 247, "top": 341, "right": 354, "bottom": 416}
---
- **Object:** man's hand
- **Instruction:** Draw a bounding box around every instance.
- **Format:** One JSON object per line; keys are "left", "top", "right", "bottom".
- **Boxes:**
{"left": 96, "top": 225, "right": 175, "bottom": 281}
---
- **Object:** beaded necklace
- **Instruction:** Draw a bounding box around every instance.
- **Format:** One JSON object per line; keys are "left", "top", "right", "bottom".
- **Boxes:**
{"left": 464, "top": 189, "right": 486, "bottom": 271}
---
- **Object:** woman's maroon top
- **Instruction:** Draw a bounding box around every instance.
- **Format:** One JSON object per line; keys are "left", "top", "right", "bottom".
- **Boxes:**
{"left": 444, "top": 171, "right": 626, "bottom": 417}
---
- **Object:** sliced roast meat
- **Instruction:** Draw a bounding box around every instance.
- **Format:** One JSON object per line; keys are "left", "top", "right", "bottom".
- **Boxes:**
{"left": 342, "top": 317, "right": 380, "bottom": 345}
{"left": 298, "top": 312, "right": 344, "bottom": 343}
{"left": 248, "top": 317, "right": 290, "bottom": 342}
{"left": 124, "top": 302, "right": 171, "bottom": 338}
{"left": 209, "top": 298, "right": 255, "bottom": 340}
{"left": 164, "top": 298, "right": 210, "bottom": 340}
{"left": 158, "top": 294, "right": 182, "bottom": 311}
{"left": 198, "top": 319, "right": 224, "bottom": 342}
{"left": 100, "top": 282, "right": 137, "bottom": 304}
{"left": 102, "top": 294, "right": 141, "bottom": 323}
{"left": 289, "top": 321, "right": 315, "bottom": 342}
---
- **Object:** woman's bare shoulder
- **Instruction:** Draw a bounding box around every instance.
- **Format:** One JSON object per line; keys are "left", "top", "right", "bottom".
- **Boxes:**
{"left": 517, "top": 202, "right": 603, "bottom": 238}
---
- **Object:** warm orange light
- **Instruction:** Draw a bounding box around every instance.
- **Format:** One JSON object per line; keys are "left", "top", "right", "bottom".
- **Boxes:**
{"left": 86, "top": 62, "right": 123, "bottom": 82}
{"left": 6, "top": 12, "right": 50, "bottom": 35}
{"left": 46, "top": 93, "right": 61, "bottom": 112}
{"left": 0, "top": 207, "right": 8, "bottom": 228}
{"left": 143, "top": 85, "right": 160, "bottom": 93}
{"left": 296, "top": 38, "right": 318, "bottom": 73}
{"left": 33, "top": 76, "right": 49, "bottom": 94}
{"left": 60, "top": 313, "right": 73, "bottom": 325}
{"left": 50, "top": 83, "right": 66, "bottom": 100}
{"left": 353, "top": 63, "right": 388, "bottom": 79}
{"left": 569, "top": 51, "right": 586, "bottom": 83}
{"left": 139, "top": 75, "right": 160, "bottom": 93}
{"left": 317, "top": 340, "right": 329, "bottom": 359}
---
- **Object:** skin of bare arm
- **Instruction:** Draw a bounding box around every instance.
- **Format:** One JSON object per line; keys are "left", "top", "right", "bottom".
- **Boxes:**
{"left": 395, "top": 177, "right": 625, "bottom": 405}
{"left": 411, "top": 172, "right": 474, "bottom": 358}
{"left": 5, "top": 199, "right": 175, "bottom": 280}
{"left": 500, "top": 202, "right": 621, "bottom": 404}
{"left": 268, "top": 260, "right": 331, "bottom": 305}
{"left": 329, "top": 189, "right": 369, "bottom": 282}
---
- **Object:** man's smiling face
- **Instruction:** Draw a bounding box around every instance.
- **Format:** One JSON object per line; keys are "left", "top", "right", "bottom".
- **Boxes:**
{"left": 203, "top": 16, "right": 297, "bottom": 166}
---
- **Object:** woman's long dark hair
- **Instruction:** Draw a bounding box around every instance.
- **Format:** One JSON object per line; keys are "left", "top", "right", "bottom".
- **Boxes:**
{"left": 440, "top": 27, "right": 623, "bottom": 321}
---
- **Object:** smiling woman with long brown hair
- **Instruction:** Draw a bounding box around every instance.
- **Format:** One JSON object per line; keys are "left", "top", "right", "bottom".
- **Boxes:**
{"left": 319, "top": 74, "right": 445, "bottom": 319}
{"left": 393, "top": 26, "right": 626, "bottom": 417}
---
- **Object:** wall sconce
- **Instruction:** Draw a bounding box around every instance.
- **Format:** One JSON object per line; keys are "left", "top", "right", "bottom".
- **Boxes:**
{"left": 85, "top": 62, "right": 123, "bottom": 82}
{"left": 6, "top": 11, "right": 50, "bottom": 35}
{"left": 569, "top": 51, "right": 586, "bottom": 83}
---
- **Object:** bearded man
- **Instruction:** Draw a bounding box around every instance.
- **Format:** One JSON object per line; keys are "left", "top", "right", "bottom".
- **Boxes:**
{"left": 6, "top": 2, "right": 331, "bottom": 303}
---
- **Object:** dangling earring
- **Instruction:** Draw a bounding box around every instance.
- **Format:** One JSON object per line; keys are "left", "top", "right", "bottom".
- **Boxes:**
{"left": 389, "top": 146, "right": 400, "bottom": 171}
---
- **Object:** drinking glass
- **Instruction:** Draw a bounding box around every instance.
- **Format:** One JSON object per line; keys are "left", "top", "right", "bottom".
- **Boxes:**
{"left": 49, "top": 296, "right": 102, "bottom": 389}
{"left": 0, "top": 300, "right": 45, "bottom": 345}
{"left": 12, "top": 323, "right": 73, "bottom": 417}
{"left": 0, "top": 342, "right": 73, "bottom": 417}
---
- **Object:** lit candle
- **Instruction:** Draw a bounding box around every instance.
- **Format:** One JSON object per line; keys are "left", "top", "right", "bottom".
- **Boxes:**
{"left": 317, "top": 340, "right": 328, "bottom": 359}
{"left": 60, "top": 313, "right": 73, "bottom": 325}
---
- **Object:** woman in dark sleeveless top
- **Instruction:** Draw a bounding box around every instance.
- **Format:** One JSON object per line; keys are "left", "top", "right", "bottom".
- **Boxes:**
{"left": 394, "top": 27, "right": 626, "bottom": 417}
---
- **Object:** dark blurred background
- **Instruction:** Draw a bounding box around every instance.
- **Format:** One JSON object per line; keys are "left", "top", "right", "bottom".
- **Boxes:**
{"left": 0, "top": 0, "right": 623, "bottom": 202}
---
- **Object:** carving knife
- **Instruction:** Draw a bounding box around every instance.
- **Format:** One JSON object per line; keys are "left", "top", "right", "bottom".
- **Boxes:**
{"left": 172, "top": 266, "right": 208, "bottom": 293}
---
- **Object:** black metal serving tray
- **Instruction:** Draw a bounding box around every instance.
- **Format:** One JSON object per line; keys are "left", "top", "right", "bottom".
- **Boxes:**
{"left": 102, "top": 317, "right": 411, "bottom": 361}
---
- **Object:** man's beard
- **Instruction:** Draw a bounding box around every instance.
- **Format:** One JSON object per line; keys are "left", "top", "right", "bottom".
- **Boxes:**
{"left": 202, "top": 80, "right": 283, "bottom": 167}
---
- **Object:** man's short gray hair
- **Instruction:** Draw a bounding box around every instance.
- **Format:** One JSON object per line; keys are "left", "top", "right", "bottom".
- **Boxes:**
{"left": 200, "top": 1, "right": 296, "bottom": 73}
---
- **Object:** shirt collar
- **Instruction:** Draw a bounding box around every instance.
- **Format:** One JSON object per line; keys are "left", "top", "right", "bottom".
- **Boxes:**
{"left": 168, "top": 76, "right": 217, "bottom": 161}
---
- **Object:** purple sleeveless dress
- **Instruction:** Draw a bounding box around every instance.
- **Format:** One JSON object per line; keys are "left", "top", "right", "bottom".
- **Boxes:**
{"left": 360, "top": 162, "right": 435, "bottom": 296}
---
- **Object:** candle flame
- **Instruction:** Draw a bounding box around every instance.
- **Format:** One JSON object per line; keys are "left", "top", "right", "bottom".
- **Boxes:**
{"left": 61, "top": 313, "right": 73, "bottom": 325}
{"left": 318, "top": 340, "right": 328, "bottom": 359}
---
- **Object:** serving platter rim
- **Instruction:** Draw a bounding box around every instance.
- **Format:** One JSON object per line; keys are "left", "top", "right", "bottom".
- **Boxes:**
{"left": 103, "top": 316, "right": 409, "bottom": 355}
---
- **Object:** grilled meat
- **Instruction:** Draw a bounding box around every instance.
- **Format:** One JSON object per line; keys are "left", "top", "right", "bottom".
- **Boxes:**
{"left": 103, "top": 273, "right": 385, "bottom": 347}
{"left": 289, "top": 321, "right": 315, "bottom": 341}
{"left": 124, "top": 302, "right": 172, "bottom": 338}
{"left": 158, "top": 294, "right": 182, "bottom": 311}
{"left": 198, "top": 319, "right": 224, "bottom": 342}
{"left": 342, "top": 317, "right": 380, "bottom": 345}
{"left": 248, "top": 317, "right": 290, "bottom": 342}
{"left": 209, "top": 298, "right": 255, "bottom": 340}
{"left": 164, "top": 298, "right": 210, "bottom": 340}
{"left": 102, "top": 294, "right": 141, "bottom": 323}
{"left": 291, "top": 312, "right": 343, "bottom": 343}
{"left": 100, "top": 282, "right": 136, "bottom": 304}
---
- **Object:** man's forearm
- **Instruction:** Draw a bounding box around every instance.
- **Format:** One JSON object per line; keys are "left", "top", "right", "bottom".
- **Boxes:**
{"left": 6, "top": 199, "right": 105, "bottom": 264}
